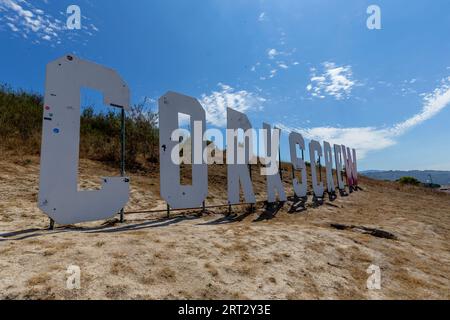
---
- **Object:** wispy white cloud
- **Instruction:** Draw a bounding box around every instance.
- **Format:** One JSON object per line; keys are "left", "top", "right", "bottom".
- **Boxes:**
{"left": 249, "top": 28, "right": 300, "bottom": 81}
{"left": 307, "top": 62, "right": 356, "bottom": 100}
{"left": 0, "top": 0, "right": 98, "bottom": 45}
{"left": 6, "top": 22, "right": 18, "bottom": 32}
{"left": 256, "top": 47, "right": 297, "bottom": 80}
{"left": 200, "top": 83, "right": 266, "bottom": 127}
{"left": 258, "top": 12, "right": 266, "bottom": 22}
{"left": 267, "top": 48, "right": 279, "bottom": 60}
{"left": 0, "top": 0, "right": 63, "bottom": 42}
{"left": 278, "top": 76, "right": 450, "bottom": 158}
{"left": 390, "top": 77, "right": 450, "bottom": 135}
{"left": 250, "top": 61, "right": 260, "bottom": 72}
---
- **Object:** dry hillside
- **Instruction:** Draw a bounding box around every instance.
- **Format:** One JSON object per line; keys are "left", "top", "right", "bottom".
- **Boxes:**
{"left": 0, "top": 154, "right": 449, "bottom": 299}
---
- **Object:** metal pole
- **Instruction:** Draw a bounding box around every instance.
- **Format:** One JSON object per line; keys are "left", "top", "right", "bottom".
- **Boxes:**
{"left": 278, "top": 141, "right": 282, "bottom": 181}
{"left": 167, "top": 204, "right": 170, "bottom": 218}
{"left": 119, "top": 107, "right": 125, "bottom": 223}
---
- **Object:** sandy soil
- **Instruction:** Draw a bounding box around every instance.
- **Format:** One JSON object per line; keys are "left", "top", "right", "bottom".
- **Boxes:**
{"left": 0, "top": 155, "right": 449, "bottom": 300}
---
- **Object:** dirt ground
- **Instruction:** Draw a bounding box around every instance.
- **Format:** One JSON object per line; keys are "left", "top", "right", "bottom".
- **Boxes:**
{"left": 0, "top": 155, "right": 449, "bottom": 300}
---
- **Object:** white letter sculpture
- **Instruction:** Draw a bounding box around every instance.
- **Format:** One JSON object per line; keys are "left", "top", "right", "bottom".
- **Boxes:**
{"left": 159, "top": 92, "right": 208, "bottom": 209}
{"left": 289, "top": 132, "right": 308, "bottom": 199}
{"left": 309, "top": 140, "right": 324, "bottom": 199}
{"left": 323, "top": 141, "right": 336, "bottom": 195}
{"left": 334, "top": 144, "right": 345, "bottom": 192}
{"left": 38, "top": 55, "right": 130, "bottom": 224}
{"left": 350, "top": 148, "right": 358, "bottom": 187}
{"left": 227, "top": 108, "right": 256, "bottom": 205}
{"left": 262, "top": 123, "right": 286, "bottom": 203}
{"left": 342, "top": 145, "right": 358, "bottom": 190}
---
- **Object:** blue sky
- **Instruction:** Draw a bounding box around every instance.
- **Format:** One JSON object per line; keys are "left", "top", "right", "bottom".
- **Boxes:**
{"left": 1, "top": 0, "right": 450, "bottom": 170}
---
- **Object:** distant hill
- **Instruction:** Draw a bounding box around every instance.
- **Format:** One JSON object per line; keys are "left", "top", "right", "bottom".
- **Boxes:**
{"left": 361, "top": 170, "right": 450, "bottom": 185}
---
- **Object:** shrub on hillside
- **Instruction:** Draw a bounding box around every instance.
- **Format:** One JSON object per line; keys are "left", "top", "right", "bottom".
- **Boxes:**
{"left": 397, "top": 176, "right": 421, "bottom": 186}
{"left": 0, "top": 84, "right": 159, "bottom": 169}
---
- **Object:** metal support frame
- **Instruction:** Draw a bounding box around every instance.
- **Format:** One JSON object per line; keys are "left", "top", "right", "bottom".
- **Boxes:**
{"left": 49, "top": 218, "right": 55, "bottom": 230}
{"left": 119, "top": 107, "right": 126, "bottom": 223}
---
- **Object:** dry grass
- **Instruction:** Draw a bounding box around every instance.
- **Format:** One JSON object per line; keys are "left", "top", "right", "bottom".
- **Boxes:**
{"left": 0, "top": 155, "right": 449, "bottom": 300}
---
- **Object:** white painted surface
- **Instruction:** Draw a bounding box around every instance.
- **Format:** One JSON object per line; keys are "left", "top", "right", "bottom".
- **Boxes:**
{"left": 334, "top": 144, "right": 345, "bottom": 190}
{"left": 263, "top": 123, "right": 287, "bottom": 203}
{"left": 309, "top": 140, "right": 325, "bottom": 197}
{"left": 352, "top": 148, "right": 358, "bottom": 186}
{"left": 38, "top": 55, "right": 130, "bottom": 224}
{"left": 342, "top": 146, "right": 358, "bottom": 187}
{"left": 323, "top": 141, "right": 335, "bottom": 193}
{"left": 289, "top": 132, "right": 308, "bottom": 198}
{"left": 159, "top": 91, "right": 208, "bottom": 209}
